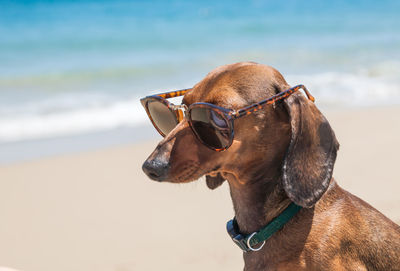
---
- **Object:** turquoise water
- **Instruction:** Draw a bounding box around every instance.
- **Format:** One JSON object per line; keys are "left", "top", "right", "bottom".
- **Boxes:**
{"left": 0, "top": 0, "right": 399, "bottom": 142}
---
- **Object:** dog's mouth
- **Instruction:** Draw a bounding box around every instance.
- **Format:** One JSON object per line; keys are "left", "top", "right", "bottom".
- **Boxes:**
{"left": 172, "top": 160, "right": 200, "bottom": 183}
{"left": 171, "top": 162, "right": 220, "bottom": 183}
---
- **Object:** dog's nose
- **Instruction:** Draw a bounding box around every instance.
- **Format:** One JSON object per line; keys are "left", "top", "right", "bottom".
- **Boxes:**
{"left": 142, "top": 159, "right": 169, "bottom": 181}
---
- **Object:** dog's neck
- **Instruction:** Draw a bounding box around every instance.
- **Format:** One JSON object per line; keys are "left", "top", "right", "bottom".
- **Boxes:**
{"left": 224, "top": 172, "right": 291, "bottom": 235}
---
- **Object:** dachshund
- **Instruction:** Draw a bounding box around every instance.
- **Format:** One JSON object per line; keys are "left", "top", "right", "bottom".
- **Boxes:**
{"left": 142, "top": 62, "right": 400, "bottom": 270}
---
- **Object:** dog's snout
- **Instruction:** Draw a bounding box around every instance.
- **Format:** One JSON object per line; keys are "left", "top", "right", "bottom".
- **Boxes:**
{"left": 142, "top": 159, "right": 169, "bottom": 182}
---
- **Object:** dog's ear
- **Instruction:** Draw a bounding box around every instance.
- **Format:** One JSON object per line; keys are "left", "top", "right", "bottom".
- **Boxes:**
{"left": 206, "top": 174, "right": 226, "bottom": 190}
{"left": 282, "top": 93, "right": 339, "bottom": 208}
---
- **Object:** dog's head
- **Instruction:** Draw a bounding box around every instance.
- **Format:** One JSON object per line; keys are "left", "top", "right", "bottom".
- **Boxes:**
{"left": 142, "top": 62, "right": 339, "bottom": 207}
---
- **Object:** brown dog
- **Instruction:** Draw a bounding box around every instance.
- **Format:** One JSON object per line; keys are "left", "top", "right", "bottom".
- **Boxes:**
{"left": 142, "top": 62, "right": 400, "bottom": 270}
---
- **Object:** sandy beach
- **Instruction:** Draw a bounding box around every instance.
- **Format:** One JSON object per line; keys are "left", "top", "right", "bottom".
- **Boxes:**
{"left": 0, "top": 106, "right": 399, "bottom": 271}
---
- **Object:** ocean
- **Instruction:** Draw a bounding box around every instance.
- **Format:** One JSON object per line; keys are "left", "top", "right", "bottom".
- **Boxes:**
{"left": 0, "top": 0, "right": 399, "bottom": 160}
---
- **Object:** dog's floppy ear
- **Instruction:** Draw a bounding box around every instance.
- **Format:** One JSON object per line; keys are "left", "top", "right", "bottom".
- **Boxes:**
{"left": 206, "top": 173, "right": 226, "bottom": 190}
{"left": 282, "top": 93, "right": 339, "bottom": 208}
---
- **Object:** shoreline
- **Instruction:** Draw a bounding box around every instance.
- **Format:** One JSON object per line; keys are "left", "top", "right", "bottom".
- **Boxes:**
{"left": 0, "top": 123, "right": 158, "bottom": 166}
{"left": 1, "top": 104, "right": 399, "bottom": 166}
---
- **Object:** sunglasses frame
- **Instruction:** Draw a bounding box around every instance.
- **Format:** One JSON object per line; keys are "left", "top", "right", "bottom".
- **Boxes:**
{"left": 140, "top": 84, "right": 315, "bottom": 151}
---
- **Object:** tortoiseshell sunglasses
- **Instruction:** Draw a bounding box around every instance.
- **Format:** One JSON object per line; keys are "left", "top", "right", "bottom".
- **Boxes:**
{"left": 140, "top": 84, "right": 315, "bottom": 151}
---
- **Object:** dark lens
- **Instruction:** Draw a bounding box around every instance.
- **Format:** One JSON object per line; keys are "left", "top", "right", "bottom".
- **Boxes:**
{"left": 190, "top": 107, "right": 231, "bottom": 150}
{"left": 147, "top": 100, "right": 178, "bottom": 136}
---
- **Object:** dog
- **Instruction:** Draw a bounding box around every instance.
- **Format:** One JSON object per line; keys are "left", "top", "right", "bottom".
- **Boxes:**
{"left": 142, "top": 62, "right": 400, "bottom": 270}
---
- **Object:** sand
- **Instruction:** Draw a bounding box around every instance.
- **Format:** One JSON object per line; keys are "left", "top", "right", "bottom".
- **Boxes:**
{"left": 0, "top": 106, "right": 399, "bottom": 271}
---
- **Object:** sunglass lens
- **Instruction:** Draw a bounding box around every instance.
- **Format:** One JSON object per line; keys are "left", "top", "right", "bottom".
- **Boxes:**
{"left": 147, "top": 100, "right": 178, "bottom": 136}
{"left": 190, "top": 107, "right": 231, "bottom": 150}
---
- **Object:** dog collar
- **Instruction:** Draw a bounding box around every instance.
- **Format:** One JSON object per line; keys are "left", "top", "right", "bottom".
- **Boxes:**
{"left": 226, "top": 202, "right": 302, "bottom": 252}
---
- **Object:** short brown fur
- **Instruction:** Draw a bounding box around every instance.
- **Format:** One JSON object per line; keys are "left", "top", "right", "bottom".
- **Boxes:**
{"left": 142, "top": 62, "right": 400, "bottom": 270}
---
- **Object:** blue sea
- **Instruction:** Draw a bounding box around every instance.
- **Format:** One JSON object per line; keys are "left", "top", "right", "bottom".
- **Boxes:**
{"left": 0, "top": 0, "right": 399, "bottom": 159}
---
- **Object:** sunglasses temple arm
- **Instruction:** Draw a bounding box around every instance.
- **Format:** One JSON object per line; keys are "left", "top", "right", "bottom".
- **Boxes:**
{"left": 300, "top": 85, "right": 315, "bottom": 103}
{"left": 230, "top": 85, "right": 315, "bottom": 119}
{"left": 230, "top": 91, "right": 289, "bottom": 119}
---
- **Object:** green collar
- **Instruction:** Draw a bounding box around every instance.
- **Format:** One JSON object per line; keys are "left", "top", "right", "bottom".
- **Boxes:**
{"left": 226, "top": 202, "right": 302, "bottom": 252}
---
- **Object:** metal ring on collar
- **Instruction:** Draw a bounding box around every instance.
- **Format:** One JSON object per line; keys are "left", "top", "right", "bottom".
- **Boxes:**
{"left": 246, "top": 232, "right": 266, "bottom": 252}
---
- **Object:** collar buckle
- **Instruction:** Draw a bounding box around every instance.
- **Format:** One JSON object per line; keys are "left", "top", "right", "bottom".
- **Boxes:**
{"left": 226, "top": 219, "right": 251, "bottom": 252}
{"left": 226, "top": 202, "right": 302, "bottom": 253}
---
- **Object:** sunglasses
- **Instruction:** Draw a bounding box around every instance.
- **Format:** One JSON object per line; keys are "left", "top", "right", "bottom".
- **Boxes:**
{"left": 140, "top": 84, "right": 314, "bottom": 151}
